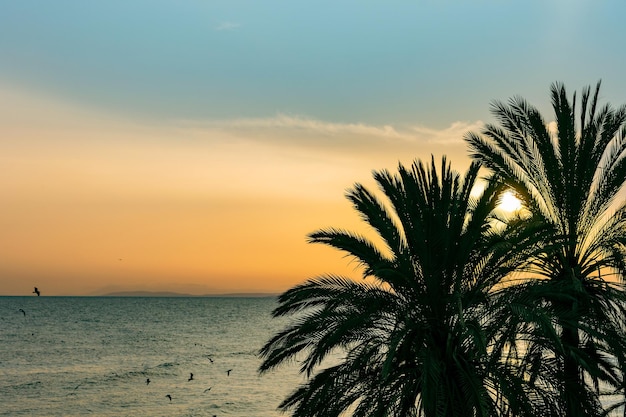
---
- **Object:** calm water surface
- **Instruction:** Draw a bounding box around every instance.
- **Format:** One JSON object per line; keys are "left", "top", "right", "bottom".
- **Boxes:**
{"left": 4, "top": 296, "right": 622, "bottom": 416}
{"left": 0, "top": 296, "right": 304, "bottom": 416}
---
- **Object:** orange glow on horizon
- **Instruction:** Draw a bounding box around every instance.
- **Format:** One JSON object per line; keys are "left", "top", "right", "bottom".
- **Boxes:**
{"left": 0, "top": 86, "right": 476, "bottom": 296}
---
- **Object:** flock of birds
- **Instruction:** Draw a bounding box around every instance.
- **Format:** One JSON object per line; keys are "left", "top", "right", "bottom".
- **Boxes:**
{"left": 154, "top": 364, "right": 234, "bottom": 405}
{"left": 18, "top": 286, "right": 237, "bottom": 416}
{"left": 147, "top": 351, "right": 237, "bottom": 417}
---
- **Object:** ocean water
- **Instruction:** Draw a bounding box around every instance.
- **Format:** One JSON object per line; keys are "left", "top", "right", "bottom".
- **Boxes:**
{"left": 4, "top": 296, "right": 624, "bottom": 417}
{"left": 0, "top": 296, "right": 304, "bottom": 417}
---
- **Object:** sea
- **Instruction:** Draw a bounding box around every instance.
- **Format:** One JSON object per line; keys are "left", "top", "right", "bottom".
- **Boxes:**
{"left": 3, "top": 296, "right": 624, "bottom": 417}
{"left": 0, "top": 296, "right": 305, "bottom": 417}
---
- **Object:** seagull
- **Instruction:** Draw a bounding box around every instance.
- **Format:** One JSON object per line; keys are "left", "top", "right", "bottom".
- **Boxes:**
{"left": 146, "top": 378, "right": 150, "bottom": 385}
{"left": 165, "top": 394, "right": 172, "bottom": 401}
{"left": 19, "top": 309, "right": 26, "bottom": 316}
{"left": 188, "top": 373, "right": 194, "bottom": 381}
{"left": 33, "top": 287, "right": 40, "bottom": 296}
{"left": 226, "top": 369, "right": 232, "bottom": 376}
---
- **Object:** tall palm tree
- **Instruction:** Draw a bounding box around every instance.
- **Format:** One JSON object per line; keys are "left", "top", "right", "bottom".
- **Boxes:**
{"left": 465, "top": 81, "right": 626, "bottom": 417}
{"left": 259, "top": 156, "right": 555, "bottom": 417}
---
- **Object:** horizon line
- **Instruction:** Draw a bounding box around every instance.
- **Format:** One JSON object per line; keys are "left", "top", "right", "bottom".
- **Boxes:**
{"left": 0, "top": 290, "right": 280, "bottom": 298}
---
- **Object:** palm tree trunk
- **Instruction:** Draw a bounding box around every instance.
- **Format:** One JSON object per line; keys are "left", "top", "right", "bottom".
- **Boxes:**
{"left": 561, "top": 316, "right": 583, "bottom": 417}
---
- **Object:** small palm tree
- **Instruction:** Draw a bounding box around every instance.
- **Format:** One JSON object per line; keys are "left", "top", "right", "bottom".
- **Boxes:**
{"left": 465, "top": 81, "right": 626, "bottom": 417}
{"left": 260, "top": 156, "right": 555, "bottom": 417}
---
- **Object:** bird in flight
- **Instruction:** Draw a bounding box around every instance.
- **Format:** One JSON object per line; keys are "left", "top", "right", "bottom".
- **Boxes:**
{"left": 19, "top": 309, "right": 26, "bottom": 316}
{"left": 165, "top": 394, "right": 172, "bottom": 401}
{"left": 203, "top": 387, "right": 212, "bottom": 393}
{"left": 33, "top": 287, "right": 40, "bottom": 296}
{"left": 146, "top": 378, "right": 150, "bottom": 385}
{"left": 188, "top": 373, "right": 194, "bottom": 381}
{"left": 226, "top": 369, "right": 232, "bottom": 376}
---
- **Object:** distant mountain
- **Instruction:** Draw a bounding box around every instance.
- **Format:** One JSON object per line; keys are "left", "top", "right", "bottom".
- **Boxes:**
{"left": 101, "top": 291, "right": 278, "bottom": 297}
{"left": 102, "top": 291, "right": 195, "bottom": 297}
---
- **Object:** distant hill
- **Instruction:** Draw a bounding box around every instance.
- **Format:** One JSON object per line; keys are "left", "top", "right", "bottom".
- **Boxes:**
{"left": 101, "top": 291, "right": 278, "bottom": 297}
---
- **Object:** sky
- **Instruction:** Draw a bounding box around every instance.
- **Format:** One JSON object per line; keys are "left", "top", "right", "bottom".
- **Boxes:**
{"left": 1, "top": 0, "right": 625, "bottom": 296}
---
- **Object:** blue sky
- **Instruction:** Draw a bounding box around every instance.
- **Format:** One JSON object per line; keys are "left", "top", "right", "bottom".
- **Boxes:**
{"left": 2, "top": 1, "right": 624, "bottom": 126}
{"left": 1, "top": 0, "right": 626, "bottom": 295}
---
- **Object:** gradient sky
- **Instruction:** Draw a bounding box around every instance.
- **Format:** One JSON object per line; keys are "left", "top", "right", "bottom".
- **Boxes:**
{"left": 2, "top": 0, "right": 625, "bottom": 295}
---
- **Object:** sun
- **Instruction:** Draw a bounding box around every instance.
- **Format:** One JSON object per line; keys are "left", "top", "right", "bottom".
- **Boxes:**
{"left": 499, "top": 190, "right": 522, "bottom": 212}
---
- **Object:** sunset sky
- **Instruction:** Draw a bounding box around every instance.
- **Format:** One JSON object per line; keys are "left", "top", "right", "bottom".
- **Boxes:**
{"left": 2, "top": 1, "right": 625, "bottom": 295}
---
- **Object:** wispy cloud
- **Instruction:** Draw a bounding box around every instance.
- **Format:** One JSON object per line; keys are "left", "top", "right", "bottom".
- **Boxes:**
{"left": 214, "top": 21, "right": 241, "bottom": 31}
{"left": 173, "top": 114, "right": 485, "bottom": 186}
{"left": 214, "top": 113, "right": 414, "bottom": 139}
{"left": 179, "top": 113, "right": 483, "bottom": 156}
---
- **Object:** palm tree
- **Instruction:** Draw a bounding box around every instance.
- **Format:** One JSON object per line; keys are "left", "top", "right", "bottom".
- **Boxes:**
{"left": 259, "top": 156, "right": 555, "bottom": 417}
{"left": 465, "top": 81, "right": 626, "bottom": 417}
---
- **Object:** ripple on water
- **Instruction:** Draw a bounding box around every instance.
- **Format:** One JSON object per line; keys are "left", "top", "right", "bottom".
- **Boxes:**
{"left": 0, "top": 296, "right": 302, "bottom": 417}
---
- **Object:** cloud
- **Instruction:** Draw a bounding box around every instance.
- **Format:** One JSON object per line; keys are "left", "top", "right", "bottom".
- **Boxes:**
{"left": 177, "top": 113, "right": 484, "bottom": 165}
{"left": 181, "top": 113, "right": 483, "bottom": 142}
{"left": 211, "top": 113, "right": 411, "bottom": 138}
{"left": 214, "top": 21, "right": 241, "bottom": 31}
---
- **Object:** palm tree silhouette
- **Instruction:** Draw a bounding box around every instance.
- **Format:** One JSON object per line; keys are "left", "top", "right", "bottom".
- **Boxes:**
{"left": 466, "top": 81, "right": 626, "bottom": 417}
{"left": 260, "top": 157, "right": 554, "bottom": 417}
